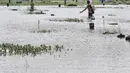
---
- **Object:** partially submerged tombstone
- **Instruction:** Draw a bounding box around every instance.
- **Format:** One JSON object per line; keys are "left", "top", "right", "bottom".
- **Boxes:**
{"left": 103, "top": 23, "right": 119, "bottom": 34}
{"left": 7, "top": 3, "right": 9, "bottom": 7}
{"left": 58, "top": 4, "right": 61, "bottom": 7}
{"left": 89, "top": 23, "right": 94, "bottom": 30}
{"left": 51, "top": 14, "right": 55, "bottom": 16}
{"left": 6, "top": 0, "right": 11, "bottom": 7}
{"left": 126, "top": 35, "right": 130, "bottom": 42}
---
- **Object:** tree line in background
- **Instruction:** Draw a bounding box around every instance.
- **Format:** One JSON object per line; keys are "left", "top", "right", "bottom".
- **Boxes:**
{"left": 0, "top": 0, "right": 91, "bottom": 6}
{"left": 0, "top": 0, "right": 130, "bottom": 5}
{"left": 112, "top": 0, "right": 130, "bottom": 4}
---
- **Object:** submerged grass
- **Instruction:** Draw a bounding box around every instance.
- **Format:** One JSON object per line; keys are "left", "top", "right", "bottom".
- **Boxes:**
{"left": 103, "top": 31, "right": 118, "bottom": 34}
{"left": 49, "top": 18, "right": 84, "bottom": 22}
{"left": 0, "top": 43, "right": 64, "bottom": 57}
{"left": 31, "top": 30, "right": 51, "bottom": 33}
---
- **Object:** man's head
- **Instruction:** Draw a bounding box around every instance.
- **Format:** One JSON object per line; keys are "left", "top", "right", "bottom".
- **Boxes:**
{"left": 87, "top": 0, "right": 90, "bottom": 4}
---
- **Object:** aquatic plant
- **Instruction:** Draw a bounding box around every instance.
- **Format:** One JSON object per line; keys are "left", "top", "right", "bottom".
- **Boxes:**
{"left": 31, "top": 30, "right": 51, "bottom": 33}
{"left": 103, "top": 31, "right": 118, "bottom": 34}
{"left": 67, "top": 4, "right": 77, "bottom": 6}
{"left": 126, "top": 35, "right": 130, "bottom": 42}
{"left": 49, "top": 18, "right": 84, "bottom": 22}
{"left": 0, "top": 43, "right": 64, "bottom": 57}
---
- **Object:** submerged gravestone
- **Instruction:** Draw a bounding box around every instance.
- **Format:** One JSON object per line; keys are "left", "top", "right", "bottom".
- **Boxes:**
{"left": 51, "top": 14, "right": 55, "bottom": 16}
{"left": 89, "top": 23, "right": 94, "bottom": 30}
{"left": 58, "top": 4, "right": 61, "bottom": 7}
{"left": 7, "top": 3, "right": 9, "bottom": 7}
{"left": 126, "top": 35, "right": 130, "bottom": 42}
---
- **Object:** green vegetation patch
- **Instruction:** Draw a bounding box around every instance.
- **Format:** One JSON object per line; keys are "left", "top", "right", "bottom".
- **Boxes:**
{"left": 49, "top": 18, "right": 84, "bottom": 22}
{"left": 0, "top": 43, "right": 64, "bottom": 57}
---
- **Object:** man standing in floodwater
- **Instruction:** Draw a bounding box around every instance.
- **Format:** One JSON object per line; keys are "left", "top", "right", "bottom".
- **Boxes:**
{"left": 80, "top": 0, "right": 94, "bottom": 19}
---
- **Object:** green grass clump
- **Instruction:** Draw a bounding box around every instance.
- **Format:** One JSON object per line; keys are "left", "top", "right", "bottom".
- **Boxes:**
{"left": 49, "top": 18, "right": 84, "bottom": 22}
{"left": 0, "top": 43, "right": 64, "bottom": 57}
{"left": 31, "top": 30, "right": 51, "bottom": 33}
{"left": 64, "top": 18, "right": 84, "bottom": 22}
{"left": 103, "top": 31, "right": 118, "bottom": 34}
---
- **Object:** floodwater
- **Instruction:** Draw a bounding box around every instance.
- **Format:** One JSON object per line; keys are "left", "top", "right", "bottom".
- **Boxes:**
{"left": 0, "top": 5, "right": 130, "bottom": 73}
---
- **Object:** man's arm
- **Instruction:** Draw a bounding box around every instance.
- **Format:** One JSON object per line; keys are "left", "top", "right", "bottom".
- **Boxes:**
{"left": 80, "top": 6, "right": 87, "bottom": 13}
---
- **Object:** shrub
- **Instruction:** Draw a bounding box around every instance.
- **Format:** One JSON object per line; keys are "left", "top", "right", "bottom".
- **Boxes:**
{"left": 67, "top": 4, "right": 77, "bottom": 6}
{"left": 126, "top": 1, "right": 130, "bottom": 5}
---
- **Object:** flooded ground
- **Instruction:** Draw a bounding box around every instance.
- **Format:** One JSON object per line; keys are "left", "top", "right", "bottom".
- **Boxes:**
{"left": 0, "top": 5, "right": 130, "bottom": 73}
